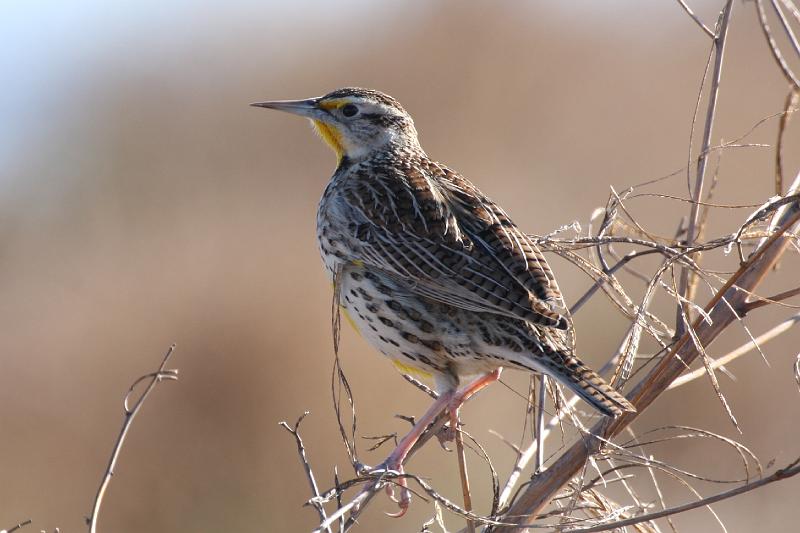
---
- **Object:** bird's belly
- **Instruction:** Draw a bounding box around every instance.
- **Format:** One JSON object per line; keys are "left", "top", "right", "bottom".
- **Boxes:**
{"left": 337, "top": 266, "right": 484, "bottom": 378}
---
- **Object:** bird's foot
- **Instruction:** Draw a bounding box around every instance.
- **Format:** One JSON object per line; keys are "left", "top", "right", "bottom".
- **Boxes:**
{"left": 436, "top": 400, "right": 463, "bottom": 446}
{"left": 356, "top": 458, "right": 411, "bottom": 517}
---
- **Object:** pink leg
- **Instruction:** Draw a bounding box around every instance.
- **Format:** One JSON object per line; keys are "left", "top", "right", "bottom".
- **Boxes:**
{"left": 378, "top": 389, "right": 456, "bottom": 517}
{"left": 447, "top": 368, "right": 503, "bottom": 440}
{"left": 384, "top": 389, "right": 456, "bottom": 467}
{"left": 367, "top": 368, "right": 503, "bottom": 517}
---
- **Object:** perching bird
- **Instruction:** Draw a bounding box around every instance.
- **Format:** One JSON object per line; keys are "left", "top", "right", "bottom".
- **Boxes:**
{"left": 252, "top": 87, "right": 635, "bottom": 512}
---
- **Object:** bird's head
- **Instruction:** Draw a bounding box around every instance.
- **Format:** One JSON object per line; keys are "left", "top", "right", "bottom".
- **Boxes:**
{"left": 251, "top": 87, "right": 420, "bottom": 163}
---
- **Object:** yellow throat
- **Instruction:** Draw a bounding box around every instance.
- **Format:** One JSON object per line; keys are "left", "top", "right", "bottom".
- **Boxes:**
{"left": 311, "top": 118, "right": 346, "bottom": 163}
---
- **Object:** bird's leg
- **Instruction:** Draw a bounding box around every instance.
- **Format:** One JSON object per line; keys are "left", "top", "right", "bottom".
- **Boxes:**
{"left": 362, "top": 388, "right": 456, "bottom": 517}
{"left": 445, "top": 368, "right": 503, "bottom": 441}
{"left": 362, "top": 369, "right": 502, "bottom": 517}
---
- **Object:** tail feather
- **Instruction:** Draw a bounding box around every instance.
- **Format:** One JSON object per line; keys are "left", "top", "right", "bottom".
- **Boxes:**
{"left": 541, "top": 355, "right": 636, "bottom": 417}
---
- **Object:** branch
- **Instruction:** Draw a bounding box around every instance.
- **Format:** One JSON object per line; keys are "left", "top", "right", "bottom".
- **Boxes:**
{"left": 771, "top": 0, "right": 800, "bottom": 59}
{"left": 279, "top": 412, "right": 332, "bottom": 533}
{"left": 87, "top": 345, "right": 179, "bottom": 533}
{"left": 561, "top": 457, "right": 800, "bottom": 533}
{"left": 493, "top": 172, "right": 800, "bottom": 530}
{"left": 675, "top": 0, "right": 716, "bottom": 38}
{"left": 775, "top": 89, "right": 799, "bottom": 195}
{"left": 332, "top": 414, "right": 451, "bottom": 531}
{"left": 677, "top": 0, "right": 735, "bottom": 333}
{"left": 1, "top": 520, "right": 32, "bottom": 533}
{"left": 795, "top": 352, "right": 800, "bottom": 389}
{"left": 668, "top": 312, "right": 800, "bottom": 389}
{"left": 741, "top": 286, "right": 800, "bottom": 313}
{"left": 453, "top": 417, "right": 477, "bottom": 533}
{"left": 756, "top": 0, "right": 800, "bottom": 89}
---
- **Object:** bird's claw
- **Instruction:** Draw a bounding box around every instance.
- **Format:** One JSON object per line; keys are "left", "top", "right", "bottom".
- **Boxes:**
{"left": 362, "top": 460, "right": 410, "bottom": 517}
{"left": 436, "top": 421, "right": 458, "bottom": 450}
{"left": 384, "top": 475, "right": 410, "bottom": 517}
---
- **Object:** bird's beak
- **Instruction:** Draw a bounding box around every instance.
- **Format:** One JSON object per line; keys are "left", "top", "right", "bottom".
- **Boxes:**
{"left": 250, "top": 98, "right": 322, "bottom": 119}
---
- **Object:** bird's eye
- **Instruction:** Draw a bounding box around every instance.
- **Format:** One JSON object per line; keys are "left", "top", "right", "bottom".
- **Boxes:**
{"left": 341, "top": 104, "right": 359, "bottom": 117}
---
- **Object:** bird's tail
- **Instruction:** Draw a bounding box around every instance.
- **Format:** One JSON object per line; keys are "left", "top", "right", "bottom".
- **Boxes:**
{"left": 540, "top": 354, "right": 636, "bottom": 417}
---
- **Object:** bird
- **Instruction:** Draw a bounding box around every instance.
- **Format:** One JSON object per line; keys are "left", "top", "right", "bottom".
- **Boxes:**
{"left": 252, "top": 87, "right": 635, "bottom": 513}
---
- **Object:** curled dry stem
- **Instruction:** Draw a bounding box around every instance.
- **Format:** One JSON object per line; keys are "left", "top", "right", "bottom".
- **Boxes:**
{"left": 87, "top": 345, "right": 179, "bottom": 533}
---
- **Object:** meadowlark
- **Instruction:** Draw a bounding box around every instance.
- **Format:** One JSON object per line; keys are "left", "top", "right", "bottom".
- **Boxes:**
{"left": 252, "top": 87, "right": 634, "bottom": 512}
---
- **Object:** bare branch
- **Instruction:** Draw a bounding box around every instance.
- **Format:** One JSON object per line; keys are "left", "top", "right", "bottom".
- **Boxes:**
{"left": 493, "top": 173, "right": 800, "bottom": 530}
{"left": 87, "top": 344, "right": 179, "bottom": 533}
{"left": 675, "top": 0, "right": 716, "bottom": 38}
{"left": 299, "top": 5, "right": 800, "bottom": 529}
{"left": 755, "top": 0, "right": 800, "bottom": 89}
{"left": 453, "top": 417, "right": 476, "bottom": 533}
{"left": 1, "top": 519, "right": 32, "bottom": 533}
{"left": 771, "top": 0, "right": 800, "bottom": 58}
{"left": 401, "top": 373, "right": 439, "bottom": 399}
{"left": 330, "top": 265, "right": 359, "bottom": 471}
{"left": 561, "top": 457, "right": 800, "bottom": 533}
{"left": 677, "top": 0, "right": 735, "bottom": 334}
{"left": 741, "top": 286, "right": 800, "bottom": 313}
{"left": 794, "top": 352, "right": 800, "bottom": 389}
{"left": 775, "top": 89, "right": 799, "bottom": 195}
{"left": 535, "top": 375, "right": 547, "bottom": 474}
{"left": 668, "top": 313, "right": 800, "bottom": 389}
{"left": 280, "top": 412, "right": 332, "bottom": 533}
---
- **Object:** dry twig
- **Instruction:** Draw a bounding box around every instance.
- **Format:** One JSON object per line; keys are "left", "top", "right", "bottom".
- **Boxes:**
{"left": 0, "top": 520, "right": 32, "bottom": 533}
{"left": 87, "top": 345, "right": 179, "bottom": 533}
{"left": 288, "top": 2, "right": 800, "bottom": 530}
{"left": 280, "top": 412, "right": 333, "bottom": 533}
{"left": 561, "top": 457, "right": 800, "bottom": 533}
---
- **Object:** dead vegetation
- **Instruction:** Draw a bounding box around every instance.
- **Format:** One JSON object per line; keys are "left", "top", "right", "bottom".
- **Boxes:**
{"left": 284, "top": 2, "right": 800, "bottom": 532}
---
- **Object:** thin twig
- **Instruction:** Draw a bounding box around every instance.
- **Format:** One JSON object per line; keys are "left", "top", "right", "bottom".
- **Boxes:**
{"left": 794, "top": 352, "right": 800, "bottom": 389}
{"left": 734, "top": 193, "right": 800, "bottom": 264}
{"left": 87, "top": 344, "right": 179, "bottom": 533}
{"left": 535, "top": 375, "right": 547, "bottom": 474}
{"left": 1, "top": 519, "right": 32, "bottom": 533}
{"left": 675, "top": 0, "right": 716, "bottom": 38}
{"left": 330, "top": 265, "right": 359, "bottom": 470}
{"left": 493, "top": 174, "right": 800, "bottom": 530}
{"left": 775, "top": 89, "right": 799, "bottom": 196}
{"left": 741, "top": 285, "right": 800, "bottom": 313}
{"left": 771, "top": 0, "right": 800, "bottom": 58}
{"left": 677, "top": 0, "right": 735, "bottom": 334}
{"left": 305, "top": 6, "right": 800, "bottom": 525}
{"left": 780, "top": 0, "right": 800, "bottom": 21}
{"left": 334, "top": 467, "right": 344, "bottom": 533}
{"left": 756, "top": 0, "right": 800, "bottom": 89}
{"left": 613, "top": 220, "right": 688, "bottom": 389}
{"left": 570, "top": 249, "right": 664, "bottom": 315}
{"left": 337, "top": 413, "right": 450, "bottom": 529}
{"left": 495, "top": 353, "right": 618, "bottom": 512}
{"left": 668, "top": 313, "right": 800, "bottom": 389}
{"left": 561, "top": 457, "right": 800, "bottom": 533}
{"left": 453, "top": 412, "right": 476, "bottom": 533}
{"left": 279, "top": 412, "right": 332, "bottom": 533}
{"left": 402, "top": 373, "right": 439, "bottom": 399}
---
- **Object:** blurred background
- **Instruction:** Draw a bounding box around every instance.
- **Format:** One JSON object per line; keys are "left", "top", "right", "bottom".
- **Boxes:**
{"left": 2, "top": 1, "right": 799, "bottom": 531}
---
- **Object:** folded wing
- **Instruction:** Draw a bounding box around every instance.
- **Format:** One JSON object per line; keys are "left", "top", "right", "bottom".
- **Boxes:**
{"left": 339, "top": 160, "right": 569, "bottom": 330}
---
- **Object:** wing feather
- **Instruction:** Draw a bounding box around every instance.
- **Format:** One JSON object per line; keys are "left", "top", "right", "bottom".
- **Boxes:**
{"left": 339, "top": 158, "right": 568, "bottom": 329}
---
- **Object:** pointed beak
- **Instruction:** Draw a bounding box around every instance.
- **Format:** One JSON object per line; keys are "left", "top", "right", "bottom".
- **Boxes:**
{"left": 250, "top": 98, "right": 321, "bottom": 119}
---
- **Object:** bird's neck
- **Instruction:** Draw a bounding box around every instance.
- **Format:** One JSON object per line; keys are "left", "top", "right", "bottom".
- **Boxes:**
{"left": 360, "top": 136, "right": 425, "bottom": 164}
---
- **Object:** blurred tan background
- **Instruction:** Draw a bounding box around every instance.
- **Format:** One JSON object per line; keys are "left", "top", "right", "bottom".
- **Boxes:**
{"left": 2, "top": 1, "right": 799, "bottom": 531}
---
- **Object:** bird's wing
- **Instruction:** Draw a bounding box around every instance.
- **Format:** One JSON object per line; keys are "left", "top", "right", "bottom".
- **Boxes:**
{"left": 340, "top": 161, "right": 569, "bottom": 329}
